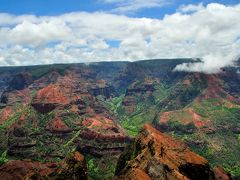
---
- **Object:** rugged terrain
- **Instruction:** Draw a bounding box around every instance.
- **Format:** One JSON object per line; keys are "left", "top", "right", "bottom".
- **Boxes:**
{"left": 114, "top": 124, "right": 231, "bottom": 180}
{"left": 0, "top": 151, "right": 88, "bottom": 179}
{"left": 0, "top": 59, "right": 239, "bottom": 179}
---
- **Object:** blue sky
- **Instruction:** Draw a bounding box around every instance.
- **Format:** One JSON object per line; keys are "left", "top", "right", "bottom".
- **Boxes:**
{"left": 0, "top": 0, "right": 239, "bottom": 73}
{"left": 0, "top": 0, "right": 239, "bottom": 17}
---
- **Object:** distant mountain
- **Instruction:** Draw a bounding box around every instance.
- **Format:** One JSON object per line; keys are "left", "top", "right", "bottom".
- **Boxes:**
{"left": 0, "top": 59, "right": 239, "bottom": 179}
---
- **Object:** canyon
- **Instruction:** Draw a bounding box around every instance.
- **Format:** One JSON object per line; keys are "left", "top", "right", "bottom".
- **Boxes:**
{"left": 0, "top": 59, "right": 239, "bottom": 179}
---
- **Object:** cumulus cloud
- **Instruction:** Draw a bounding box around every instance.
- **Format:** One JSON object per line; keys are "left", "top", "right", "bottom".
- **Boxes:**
{"left": 0, "top": 3, "right": 239, "bottom": 74}
{"left": 172, "top": 3, "right": 240, "bottom": 73}
{"left": 178, "top": 3, "right": 204, "bottom": 13}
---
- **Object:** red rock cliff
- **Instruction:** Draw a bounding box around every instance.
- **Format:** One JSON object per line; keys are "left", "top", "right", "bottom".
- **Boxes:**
{"left": 114, "top": 124, "right": 230, "bottom": 180}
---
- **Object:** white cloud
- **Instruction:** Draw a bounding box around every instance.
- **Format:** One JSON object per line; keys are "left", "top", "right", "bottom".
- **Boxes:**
{"left": 174, "top": 52, "right": 238, "bottom": 74}
{"left": 9, "top": 20, "right": 70, "bottom": 47}
{"left": 100, "top": 0, "right": 168, "bottom": 14}
{"left": 179, "top": 3, "right": 204, "bottom": 13}
{"left": 0, "top": 3, "right": 239, "bottom": 74}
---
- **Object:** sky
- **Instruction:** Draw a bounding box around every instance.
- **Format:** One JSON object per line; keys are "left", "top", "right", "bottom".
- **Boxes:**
{"left": 0, "top": 0, "right": 240, "bottom": 73}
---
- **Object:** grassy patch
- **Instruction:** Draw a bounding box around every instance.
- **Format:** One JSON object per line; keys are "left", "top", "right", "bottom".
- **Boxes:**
{"left": 0, "top": 151, "right": 8, "bottom": 165}
{"left": 0, "top": 106, "right": 30, "bottom": 129}
{"left": 86, "top": 155, "right": 118, "bottom": 180}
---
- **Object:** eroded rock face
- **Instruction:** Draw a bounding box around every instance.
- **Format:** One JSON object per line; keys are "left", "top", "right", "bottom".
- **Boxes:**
{"left": 0, "top": 61, "right": 238, "bottom": 179}
{"left": 114, "top": 124, "right": 230, "bottom": 180}
{"left": 213, "top": 167, "right": 232, "bottom": 180}
{"left": 0, "top": 160, "right": 57, "bottom": 180}
{"left": 0, "top": 107, "right": 13, "bottom": 125}
{"left": 88, "top": 85, "right": 114, "bottom": 98}
{"left": 7, "top": 126, "right": 37, "bottom": 158}
{"left": 78, "top": 115, "right": 131, "bottom": 156}
{"left": 52, "top": 151, "right": 88, "bottom": 179}
{"left": 46, "top": 117, "right": 72, "bottom": 134}
{"left": 0, "top": 70, "right": 130, "bottom": 161}
{"left": 1, "top": 89, "right": 32, "bottom": 106}
{"left": 0, "top": 151, "right": 88, "bottom": 180}
{"left": 122, "top": 79, "right": 156, "bottom": 114}
{"left": 32, "top": 84, "right": 69, "bottom": 114}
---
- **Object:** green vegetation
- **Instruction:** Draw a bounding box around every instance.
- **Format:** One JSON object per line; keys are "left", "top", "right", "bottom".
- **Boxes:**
{"left": 28, "top": 64, "right": 71, "bottom": 79}
{"left": 116, "top": 77, "right": 239, "bottom": 178}
{"left": 223, "top": 163, "right": 240, "bottom": 177}
{"left": 64, "top": 130, "right": 81, "bottom": 148}
{"left": 165, "top": 99, "right": 240, "bottom": 177}
{"left": 38, "top": 111, "right": 55, "bottom": 129}
{"left": 86, "top": 155, "right": 118, "bottom": 180}
{"left": 0, "top": 59, "right": 239, "bottom": 178}
{"left": 61, "top": 112, "right": 84, "bottom": 129}
{"left": 104, "top": 95, "right": 124, "bottom": 114}
{"left": 103, "top": 81, "right": 169, "bottom": 137}
{"left": 156, "top": 77, "right": 207, "bottom": 113}
{"left": 120, "top": 107, "right": 157, "bottom": 136}
{"left": 0, "top": 151, "right": 8, "bottom": 165}
{"left": 0, "top": 106, "right": 29, "bottom": 130}
{"left": 153, "top": 84, "right": 168, "bottom": 101}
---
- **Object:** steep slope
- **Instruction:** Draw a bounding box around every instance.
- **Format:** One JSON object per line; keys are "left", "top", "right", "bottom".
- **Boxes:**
{"left": 107, "top": 61, "right": 240, "bottom": 177}
{"left": 0, "top": 62, "right": 130, "bottom": 179}
{"left": 156, "top": 73, "right": 240, "bottom": 176}
{"left": 114, "top": 124, "right": 231, "bottom": 180}
{"left": 0, "top": 59, "right": 239, "bottom": 178}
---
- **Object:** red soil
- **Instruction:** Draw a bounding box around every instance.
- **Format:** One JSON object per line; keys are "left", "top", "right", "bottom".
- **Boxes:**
{"left": 0, "top": 107, "right": 13, "bottom": 125}
{"left": 46, "top": 117, "right": 71, "bottom": 133}
{"left": 15, "top": 89, "right": 32, "bottom": 105}
{"left": 82, "top": 116, "right": 116, "bottom": 130}
{"left": 0, "top": 160, "right": 57, "bottom": 180}
{"left": 35, "top": 84, "right": 69, "bottom": 105}
{"left": 183, "top": 79, "right": 191, "bottom": 87}
{"left": 159, "top": 108, "right": 209, "bottom": 128}
{"left": 115, "top": 124, "right": 216, "bottom": 180}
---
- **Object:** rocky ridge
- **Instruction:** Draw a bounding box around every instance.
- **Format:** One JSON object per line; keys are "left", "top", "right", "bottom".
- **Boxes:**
{"left": 0, "top": 60, "right": 239, "bottom": 178}
{"left": 114, "top": 124, "right": 231, "bottom": 180}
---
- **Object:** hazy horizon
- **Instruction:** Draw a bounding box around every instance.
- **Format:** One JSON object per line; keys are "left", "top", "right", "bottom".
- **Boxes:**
{"left": 0, "top": 0, "right": 239, "bottom": 73}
